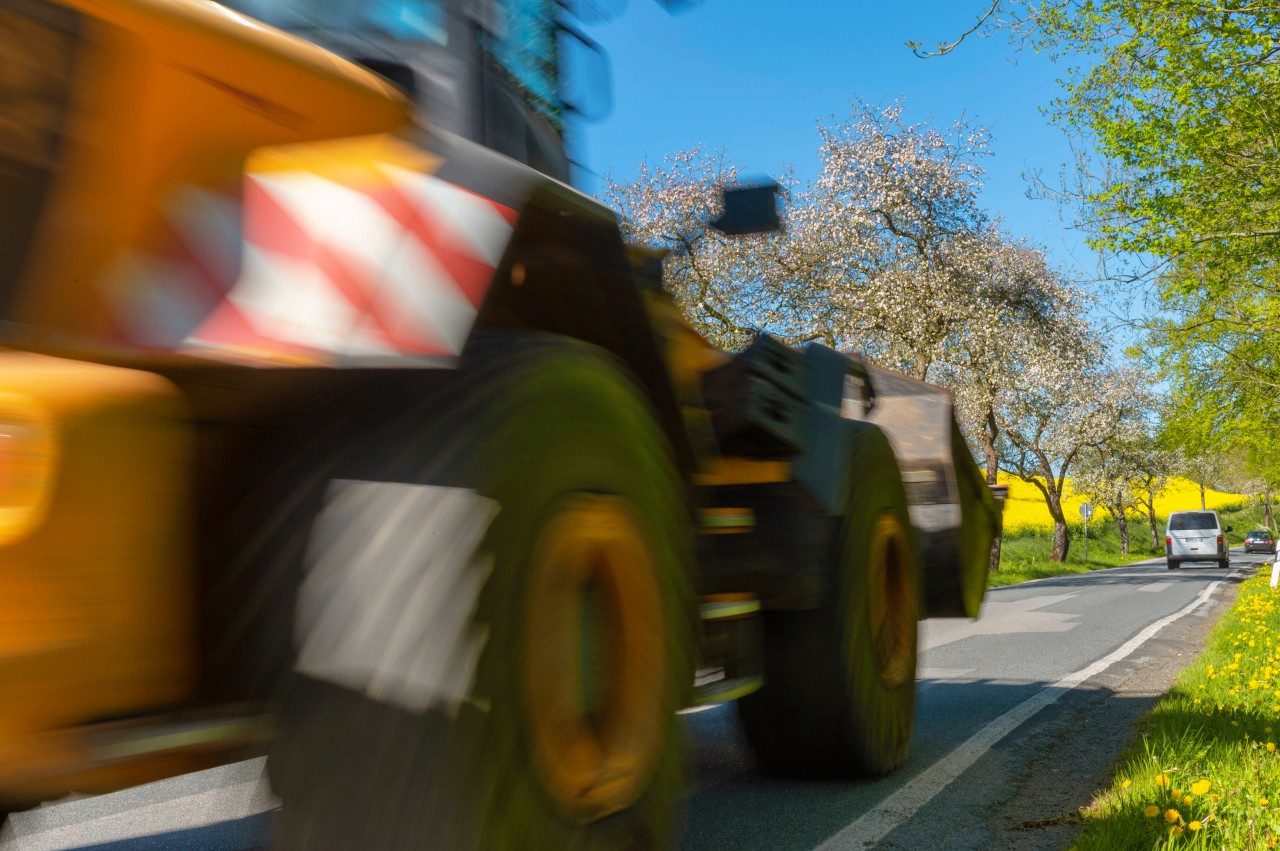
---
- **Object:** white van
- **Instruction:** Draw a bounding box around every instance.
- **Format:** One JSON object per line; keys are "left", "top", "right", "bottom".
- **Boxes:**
{"left": 1165, "top": 510, "right": 1232, "bottom": 569}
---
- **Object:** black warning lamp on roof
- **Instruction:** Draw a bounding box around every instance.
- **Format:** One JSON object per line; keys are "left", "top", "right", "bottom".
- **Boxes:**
{"left": 712, "top": 182, "right": 782, "bottom": 236}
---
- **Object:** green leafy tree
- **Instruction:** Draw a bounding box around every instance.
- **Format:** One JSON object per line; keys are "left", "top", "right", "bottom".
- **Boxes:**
{"left": 921, "top": 2, "right": 1280, "bottom": 426}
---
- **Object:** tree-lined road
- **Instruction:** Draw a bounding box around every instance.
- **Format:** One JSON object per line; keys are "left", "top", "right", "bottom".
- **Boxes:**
{"left": 0, "top": 553, "right": 1262, "bottom": 851}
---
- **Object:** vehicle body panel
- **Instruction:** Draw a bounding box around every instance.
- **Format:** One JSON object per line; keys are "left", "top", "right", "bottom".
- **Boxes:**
{"left": 1244, "top": 529, "right": 1276, "bottom": 554}
{"left": 1165, "top": 510, "right": 1227, "bottom": 564}
{"left": 0, "top": 354, "right": 195, "bottom": 800}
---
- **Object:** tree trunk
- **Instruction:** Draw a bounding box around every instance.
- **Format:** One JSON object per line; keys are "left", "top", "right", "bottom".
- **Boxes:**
{"left": 1051, "top": 519, "right": 1070, "bottom": 562}
{"left": 1199, "top": 480, "right": 1206, "bottom": 510}
{"left": 1104, "top": 489, "right": 1129, "bottom": 555}
{"left": 1146, "top": 493, "right": 1159, "bottom": 550}
{"left": 989, "top": 525, "right": 1004, "bottom": 573}
{"left": 1045, "top": 488, "right": 1069, "bottom": 562}
{"left": 914, "top": 352, "right": 929, "bottom": 382}
{"left": 1265, "top": 486, "right": 1275, "bottom": 533}
{"left": 983, "top": 409, "right": 1002, "bottom": 573}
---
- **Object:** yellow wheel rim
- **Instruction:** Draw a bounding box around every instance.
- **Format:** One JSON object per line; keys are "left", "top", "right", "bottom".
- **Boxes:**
{"left": 522, "top": 495, "right": 667, "bottom": 822}
{"left": 867, "top": 512, "right": 917, "bottom": 688}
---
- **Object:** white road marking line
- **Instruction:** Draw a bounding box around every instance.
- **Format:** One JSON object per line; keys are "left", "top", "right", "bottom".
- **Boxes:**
{"left": 0, "top": 759, "right": 277, "bottom": 851}
{"left": 817, "top": 572, "right": 1238, "bottom": 850}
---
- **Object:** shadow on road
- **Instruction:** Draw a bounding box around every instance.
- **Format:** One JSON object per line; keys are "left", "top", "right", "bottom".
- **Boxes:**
{"left": 998, "top": 565, "right": 1254, "bottom": 592}
{"left": 679, "top": 676, "right": 1181, "bottom": 851}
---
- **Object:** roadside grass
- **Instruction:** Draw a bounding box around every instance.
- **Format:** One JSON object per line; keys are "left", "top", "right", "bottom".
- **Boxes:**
{"left": 988, "top": 501, "right": 1269, "bottom": 590}
{"left": 1070, "top": 573, "right": 1280, "bottom": 849}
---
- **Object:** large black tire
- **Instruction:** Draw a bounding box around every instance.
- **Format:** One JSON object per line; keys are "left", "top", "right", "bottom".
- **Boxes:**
{"left": 737, "top": 424, "right": 921, "bottom": 777}
{"left": 1167, "top": 559, "right": 1180, "bottom": 570}
{"left": 1219, "top": 556, "right": 1230, "bottom": 570}
{"left": 268, "top": 338, "right": 694, "bottom": 850}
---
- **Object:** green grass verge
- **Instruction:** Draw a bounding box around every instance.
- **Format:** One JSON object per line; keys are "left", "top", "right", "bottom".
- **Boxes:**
{"left": 989, "top": 501, "right": 1269, "bottom": 590}
{"left": 1070, "top": 573, "right": 1280, "bottom": 849}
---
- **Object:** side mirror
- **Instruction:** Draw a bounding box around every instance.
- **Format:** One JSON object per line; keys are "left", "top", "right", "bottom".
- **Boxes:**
{"left": 558, "top": 21, "right": 612, "bottom": 121}
{"left": 712, "top": 182, "right": 781, "bottom": 236}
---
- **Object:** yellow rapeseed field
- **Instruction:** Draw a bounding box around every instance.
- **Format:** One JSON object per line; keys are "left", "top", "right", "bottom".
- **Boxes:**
{"left": 998, "top": 474, "right": 1248, "bottom": 535}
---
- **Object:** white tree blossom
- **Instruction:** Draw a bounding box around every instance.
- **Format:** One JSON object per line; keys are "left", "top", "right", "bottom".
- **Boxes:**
{"left": 601, "top": 147, "right": 802, "bottom": 350}
{"left": 1073, "top": 426, "right": 1166, "bottom": 555}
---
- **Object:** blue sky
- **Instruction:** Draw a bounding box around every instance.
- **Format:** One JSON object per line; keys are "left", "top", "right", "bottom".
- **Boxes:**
{"left": 576, "top": 0, "right": 1101, "bottom": 286}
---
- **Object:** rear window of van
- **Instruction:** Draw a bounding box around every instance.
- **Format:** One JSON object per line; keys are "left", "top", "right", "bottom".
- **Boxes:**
{"left": 1169, "top": 512, "right": 1218, "bottom": 531}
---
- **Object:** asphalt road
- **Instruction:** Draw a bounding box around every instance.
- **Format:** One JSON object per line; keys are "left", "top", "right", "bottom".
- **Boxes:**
{"left": 682, "top": 548, "right": 1262, "bottom": 850}
{"left": 0, "top": 550, "right": 1265, "bottom": 851}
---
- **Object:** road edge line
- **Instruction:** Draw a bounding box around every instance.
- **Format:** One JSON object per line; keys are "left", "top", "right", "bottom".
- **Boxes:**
{"left": 816, "top": 573, "right": 1236, "bottom": 850}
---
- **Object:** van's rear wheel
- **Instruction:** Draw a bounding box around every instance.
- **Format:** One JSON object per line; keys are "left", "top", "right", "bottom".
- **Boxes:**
{"left": 738, "top": 424, "right": 920, "bottom": 777}
{"left": 268, "top": 339, "right": 694, "bottom": 850}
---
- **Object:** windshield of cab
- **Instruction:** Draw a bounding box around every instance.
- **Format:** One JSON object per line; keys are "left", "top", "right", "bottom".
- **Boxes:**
{"left": 223, "top": 0, "right": 448, "bottom": 43}
{"left": 1169, "top": 512, "right": 1218, "bottom": 532}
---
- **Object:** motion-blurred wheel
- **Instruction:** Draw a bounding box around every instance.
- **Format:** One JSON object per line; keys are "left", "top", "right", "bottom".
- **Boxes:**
{"left": 738, "top": 423, "right": 921, "bottom": 776}
{"left": 269, "top": 338, "right": 694, "bottom": 850}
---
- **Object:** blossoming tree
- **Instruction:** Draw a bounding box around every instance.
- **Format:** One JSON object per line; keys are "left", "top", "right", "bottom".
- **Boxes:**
{"left": 603, "top": 99, "right": 1104, "bottom": 562}
{"left": 1073, "top": 429, "right": 1165, "bottom": 556}
{"left": 997, "top": 364, "right": 1151, "bottom": 561}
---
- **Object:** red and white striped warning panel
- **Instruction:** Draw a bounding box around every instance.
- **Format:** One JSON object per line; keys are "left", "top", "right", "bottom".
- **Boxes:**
{"left": 104, "top": 167, "right": 516, "bottom": 366}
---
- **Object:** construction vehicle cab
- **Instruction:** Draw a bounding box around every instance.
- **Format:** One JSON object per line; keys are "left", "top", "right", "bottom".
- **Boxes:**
{"left": 216, "top": 0, "right": 589, "bottom": 181}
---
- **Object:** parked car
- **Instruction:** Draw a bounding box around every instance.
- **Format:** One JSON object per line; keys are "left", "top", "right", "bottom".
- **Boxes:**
{"left": 1165, "top": 510, "right": 1232, "bottom": 570}
{"left": 1244, "top": 529, "right": 1277, "bottom": 554}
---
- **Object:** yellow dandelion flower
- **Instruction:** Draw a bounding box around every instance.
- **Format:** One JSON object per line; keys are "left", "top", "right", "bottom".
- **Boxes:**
{"left": 1156, "top": 773, "right": 1170, "bottom": 787}
{"left": 1263, "top": 797, "right": 1270, "bottom": 806}
{"left": 1269, "top": 742, "right": 1276, "bottom": 752}
{"left": 1145, "top": 805, "right": 1160, "bottom": 818}
{"left": 1122, "top": 779, "right": 1131, "bottom": 789}
{"left": 1172, "top": 789, "right": 1182, "bottom": 800}
{"left": 1189, "top": 821, "right": 1203, "bottom": 832}
{"left": 1165, "top": 809, "right": 1181, "bottom": 823}
{"left": 1171, "top": 825, "right": 1184, "bottom": 836}
{"left": 1191, "top": 779, "right": 1210, "bottom": 795}
{"left": 1183, "top": 794, "right": 1195, "bottom": 803}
